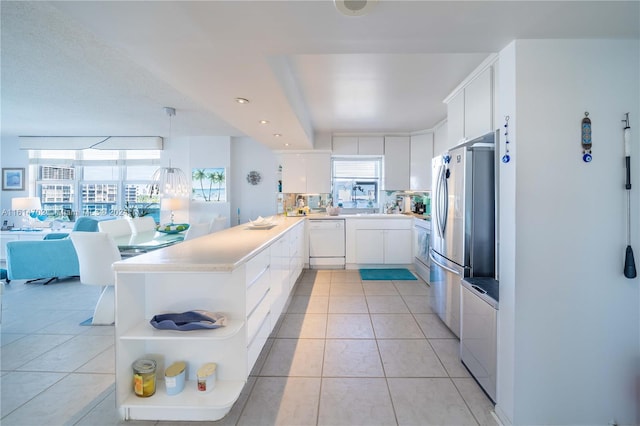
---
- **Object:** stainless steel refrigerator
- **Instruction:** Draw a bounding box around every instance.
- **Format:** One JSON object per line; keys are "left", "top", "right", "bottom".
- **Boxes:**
{"left": 429, "top": 134, "right": 495, "bottom": 338}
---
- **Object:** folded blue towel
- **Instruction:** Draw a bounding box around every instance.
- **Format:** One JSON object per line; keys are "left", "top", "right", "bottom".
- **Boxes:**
{"left": 150, "top": 310, "right": 227, "bottom": 331}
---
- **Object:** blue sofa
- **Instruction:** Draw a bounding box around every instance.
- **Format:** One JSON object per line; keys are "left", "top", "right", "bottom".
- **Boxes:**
{"left": 6, "top": 238, "right": 80, "bottom": 284}
{"left": 4, "top": 217, "right": 112, "bottom": 284}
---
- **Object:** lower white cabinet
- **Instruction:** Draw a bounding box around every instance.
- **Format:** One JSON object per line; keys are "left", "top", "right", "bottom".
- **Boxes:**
{"left": 114, "top": 221, "right": 304, "bottom": 422}
{"left": 355, "top": 229, "right": 412, "bottom": 264}
{"left": 347, "top": 218, "right": 413, "bottom": 266}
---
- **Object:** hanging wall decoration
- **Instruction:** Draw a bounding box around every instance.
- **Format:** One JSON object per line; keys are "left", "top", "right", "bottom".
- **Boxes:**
{"left": 581, "top": 112, "right": 593, "bottom": 163}
{"left": 246, "top": 171, "right": 262, "bottom": 186}
{"left": 192, "top": 168, "right": 226, "bottom": 202}
{"left": 502, "top": 116, "right": 511, "bottom": 164}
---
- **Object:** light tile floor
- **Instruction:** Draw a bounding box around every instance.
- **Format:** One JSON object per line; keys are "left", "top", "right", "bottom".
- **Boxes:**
{"left": 0, "top": 269, "right": 498, "bottom": 425}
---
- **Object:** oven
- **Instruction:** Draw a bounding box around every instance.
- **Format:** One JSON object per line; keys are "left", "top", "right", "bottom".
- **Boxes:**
{"left": 413, "top": 218, "right": 431, "bottom": 282}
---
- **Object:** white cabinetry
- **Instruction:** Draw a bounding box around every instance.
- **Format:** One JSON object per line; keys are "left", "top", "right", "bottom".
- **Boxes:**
{"left": 281, "top": 152, "right": 331, "bottom": 193}
{"left": 446, "top": 65, "right": 494, "bottom": 148}
{"left": 383, "top": 136, "right": 410, "bottom": 190}
{"left": 114, "top": 221, "right": 304, "bottom": 422}
{"left": 433, "top": 120, "right": 449, "bottom": 158}
{"left": 464, "top": 67, "right": 493, "bottom": 141}
{"left": 332, "top": 136, "right": 384, "bottom": 155}
{"left": 409, "top": 133, "right": 434, "bottom": 191}
{"left": 346, "top": 218, "right": 413, "bottom": 266}
{"left": 447, "top": 92, "right": 465, "bottom": 148}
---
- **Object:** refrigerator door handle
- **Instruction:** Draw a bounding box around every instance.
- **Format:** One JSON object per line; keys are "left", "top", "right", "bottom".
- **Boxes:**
{"left": 441, "top": 169, "right": 448, "bottom": 234}
{"left": 435, "top": 165, "right": 447, "bottom": 238}
{"left": 429, "top": 251, "right": 461, "bottom": 276}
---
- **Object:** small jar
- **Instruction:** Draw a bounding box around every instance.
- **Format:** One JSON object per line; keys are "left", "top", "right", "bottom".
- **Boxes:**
{"left": 165, "top": 361, "right": 186, "bottom": 396}
{"left": 132, "top": 358, "right": 157, "bottom": 397}
{"left": 196, "top": 362, "right": 217, "bottom": 393}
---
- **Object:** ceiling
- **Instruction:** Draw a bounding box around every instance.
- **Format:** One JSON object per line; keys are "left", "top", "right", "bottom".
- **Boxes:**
{"left": 2, "top": 1, "right": 638, "bottom": 150}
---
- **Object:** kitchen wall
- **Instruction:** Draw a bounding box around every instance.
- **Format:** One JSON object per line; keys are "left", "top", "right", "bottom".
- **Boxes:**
{"left": 0, "top": 135, "right": 30, "bottom": 213}
{"left": 230, "top": 136, "right": 279, "bottom": 225}
{"left": 496, "top": 39, "right": 639, "bottom": 425}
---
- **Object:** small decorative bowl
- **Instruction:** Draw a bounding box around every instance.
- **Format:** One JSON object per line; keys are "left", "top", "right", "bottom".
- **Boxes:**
{"left": 156, "top": 223, "right": 190, "bottom": 234}
{"left": 326, "top": 207, "right": 342, "bottom": 216}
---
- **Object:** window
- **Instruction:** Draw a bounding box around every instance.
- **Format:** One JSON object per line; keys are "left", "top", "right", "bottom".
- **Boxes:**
{"left": 29, "top": 149, "right": 161, "bottom": 220}
{"left": 331, "top": 157, "right": 382, "bottom": 209}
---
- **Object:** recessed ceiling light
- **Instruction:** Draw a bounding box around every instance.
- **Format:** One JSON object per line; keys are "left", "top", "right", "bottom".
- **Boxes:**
{"left": 284, "top": 143, "right": 290, "bottom": 147}
{"left": 273, "top": 133, "right": 282, "bottom": 137}
{"left": 259, "top": 120, "right": 269, "bottom": 125}
{"left": 235, "top": 97, "right": 250, "bottom": 104}
{"left": 334, "top": 0, "right": 378, "bottom": 16}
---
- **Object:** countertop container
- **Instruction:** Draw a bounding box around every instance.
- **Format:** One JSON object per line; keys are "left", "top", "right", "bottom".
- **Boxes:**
{"left": 165, "top": 361, "right": 186, "bottom": 396}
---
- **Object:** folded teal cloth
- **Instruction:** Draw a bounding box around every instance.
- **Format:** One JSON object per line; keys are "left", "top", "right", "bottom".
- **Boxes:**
{"left": 150, "top": 310, "right": 227, "bottom": 331}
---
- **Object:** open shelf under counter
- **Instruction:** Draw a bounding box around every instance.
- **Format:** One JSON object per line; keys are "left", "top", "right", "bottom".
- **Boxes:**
{"left": 122, "top": 379, "right": 245, "bottom": 421}
{"left": 120, "top": 319, "right": 244, "bottom": 341}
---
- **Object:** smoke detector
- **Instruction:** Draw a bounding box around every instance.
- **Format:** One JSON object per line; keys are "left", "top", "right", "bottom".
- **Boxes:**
{"left": 334, "top": 0, "right": 378, "bottom": 16}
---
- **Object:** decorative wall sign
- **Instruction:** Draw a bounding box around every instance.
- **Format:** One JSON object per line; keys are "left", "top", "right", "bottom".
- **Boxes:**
{"left": 192, "top": 168, "right": 226, "bottom": 202}
{"left": 2, "top": 168, "right": 25, "bottom": 191}
{"left": 581, "top": 112, "right": 592, "bottom": 163}
{"left": 246, "top": 171, "right": 262, "bottom": 185}
{"left": 502, "top": 116, "right": 511, "bottom": 164}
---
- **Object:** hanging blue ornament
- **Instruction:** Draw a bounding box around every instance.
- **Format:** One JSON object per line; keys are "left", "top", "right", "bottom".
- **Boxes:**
{"left": 502, "top": 154, "right": 511, "bottom": 163}
{"left": 583, "top": 153, "right": 592, "bottom": 163}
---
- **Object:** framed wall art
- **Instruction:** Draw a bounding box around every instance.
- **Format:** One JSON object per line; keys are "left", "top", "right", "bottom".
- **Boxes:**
{"left": 192, "top": 168, "right": 226, "bottom": 202}
{"left": 2, "top": 168, "right": 25, "bottom": 191}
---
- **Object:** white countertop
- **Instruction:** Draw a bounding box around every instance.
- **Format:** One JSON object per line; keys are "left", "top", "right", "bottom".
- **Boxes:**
{"left": 113, "top": 216, "right": 305, "bottom": 273}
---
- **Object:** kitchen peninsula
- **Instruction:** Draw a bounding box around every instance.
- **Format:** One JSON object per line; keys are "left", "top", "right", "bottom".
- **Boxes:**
{"left": 112, "top": 216, "right": 305, "bottom": 421}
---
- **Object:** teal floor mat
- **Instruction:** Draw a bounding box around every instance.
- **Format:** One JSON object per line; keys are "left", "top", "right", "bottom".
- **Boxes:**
{"left": 359, "top": 268, "right": 417, "bottom": 280}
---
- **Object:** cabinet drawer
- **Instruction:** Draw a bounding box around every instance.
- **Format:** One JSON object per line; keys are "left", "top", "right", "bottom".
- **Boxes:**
{"left": 245, "top": 249, "right": 270, "bottom": 287}
{"left": 247, "top": 265, "right": 270, "bottom": 313}
{"left": 247, "top": 312, "right": 271, "bottom": 374}
{"left": 247, "top": 291, "right": 270, "bottom": 349}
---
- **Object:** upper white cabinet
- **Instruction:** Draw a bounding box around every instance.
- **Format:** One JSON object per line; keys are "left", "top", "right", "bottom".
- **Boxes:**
{"left": 409, "top": 133, "right": 433, "bottom": 191}
{"left": 446, "top": 65, "right": 494, "bottom": 148}
{"left": 281, "top": 152, "right": 331, "bottom": 194}
{"left": 464, "top": 67, "right": 493, "bottom": 141}
{"left": 433, "top": 120, "right": 448, "bottom": 158}
{"left": 332, "top": 136, "right": 384, "bottom": 155}
{"left": 447, "top": 91, "right": 465, "bottom": 148}
{"left": 384, "top": 136, "right": 410, "bottom": 190}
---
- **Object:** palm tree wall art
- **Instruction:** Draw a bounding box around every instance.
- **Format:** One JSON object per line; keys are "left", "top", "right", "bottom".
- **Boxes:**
{"left": 192, "top": 168, "right": 226, "bottom": 202}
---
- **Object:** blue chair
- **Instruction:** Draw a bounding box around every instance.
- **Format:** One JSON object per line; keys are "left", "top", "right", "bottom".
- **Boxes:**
{"left": 44, "top": 217, "right": 101, "bottom": 240}
{"left": 5, "top": 216, "right": 117, "bottom": 284}
{"left": 6, "top": 238, "right": 80, "bottom": 284}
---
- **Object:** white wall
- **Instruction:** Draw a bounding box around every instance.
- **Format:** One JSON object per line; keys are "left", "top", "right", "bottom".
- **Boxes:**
{"left": 230, "top": 136, "right": 279, "bottom": 225}
{"left": 496, "top": 39, "right": 639, "bottom": 425}
{"left": 181, "top": 136, "right": 232, "bottom": 227}
{"left": 494, "top": 40, "right": 517, "bottom": 425}
{"left": 0, "top": 135, "right": 30, "bottom": 214}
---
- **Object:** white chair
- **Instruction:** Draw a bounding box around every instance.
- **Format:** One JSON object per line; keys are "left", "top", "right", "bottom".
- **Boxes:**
{"left": 98, "top": 218, "right": 132, "bottom": 237}
{"left": 184, "top": 222, "right": 211, "bottom": 241}
{"left": 70, "top": 232, "right": 122, "bottom": 325}
{"left": 129, "top": 216, "right": 156, "bottom": 234}
{"left": 210, "top": 216, "right": 227, "bottom": 233}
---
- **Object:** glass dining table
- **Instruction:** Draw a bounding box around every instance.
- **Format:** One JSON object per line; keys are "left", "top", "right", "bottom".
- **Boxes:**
{"left": 112, "top": 231, "right": 185, "bottom": 255}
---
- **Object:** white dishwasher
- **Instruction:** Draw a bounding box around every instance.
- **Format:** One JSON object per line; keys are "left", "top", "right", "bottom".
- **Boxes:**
{"left": 308, "top": 219, "right": 345, "bottom": 268}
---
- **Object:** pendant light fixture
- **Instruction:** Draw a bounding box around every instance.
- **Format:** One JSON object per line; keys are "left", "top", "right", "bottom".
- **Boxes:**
{"left": 151, "top": 107, "right": 190, "bottom": 199}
